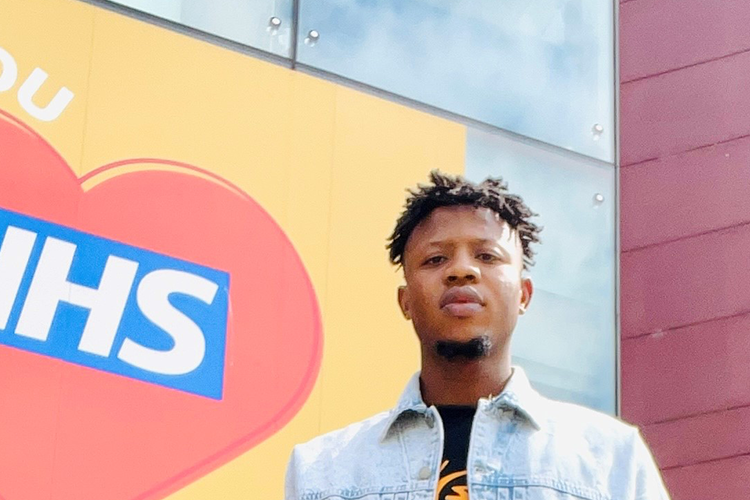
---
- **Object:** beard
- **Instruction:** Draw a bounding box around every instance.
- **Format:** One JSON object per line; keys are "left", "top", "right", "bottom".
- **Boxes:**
{"left": 435, "top": 335, "right": 492, "bottom": 361}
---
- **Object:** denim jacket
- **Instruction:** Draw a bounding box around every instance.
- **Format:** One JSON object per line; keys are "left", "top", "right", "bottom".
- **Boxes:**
{"left": 285, "top": 367, "right": 670, "bottom": 500}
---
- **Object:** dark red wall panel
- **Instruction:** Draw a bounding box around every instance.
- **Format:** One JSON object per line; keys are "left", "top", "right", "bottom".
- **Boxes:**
{"left": 641, "top": 406, "right": 750, "bottom": 469}
{"left": 621, "top": 313, "right": 750, "bottom": 424}
{"left": 621, "top": 223, "right": 750, "bottom": 338}
{"left": 620, "top": 0, "right": 750, "bottom": 496}
{"left": 620, "top": 136, "right": 750, "bottom": 251}
{"left": 621, "top": 0, "right": 750, "bottom": 82}
{"left": 662, "top": 456, "right": 750, "bottom": 500}
{"left": 620, "top": 51, "right": 750, "bottom": 166}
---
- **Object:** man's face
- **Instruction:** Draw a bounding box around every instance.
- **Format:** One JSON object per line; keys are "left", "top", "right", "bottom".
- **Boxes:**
{"left": 398, "top": 205, "right": 532, "bottom": 358}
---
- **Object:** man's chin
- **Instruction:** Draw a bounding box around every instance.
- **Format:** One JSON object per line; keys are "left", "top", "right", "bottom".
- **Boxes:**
{"left": 435, "top": 336, "right": 492, "bottom": 361}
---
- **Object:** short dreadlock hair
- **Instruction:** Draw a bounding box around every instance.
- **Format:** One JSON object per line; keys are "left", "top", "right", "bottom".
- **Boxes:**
{"left": 387, "top": 171, "right": 541, "bottom": 270}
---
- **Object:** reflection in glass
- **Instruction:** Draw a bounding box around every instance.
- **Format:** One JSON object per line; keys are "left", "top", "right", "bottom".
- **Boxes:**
{"left": 466, "top": 127, "right": 616, "bottom": 413}
{"left": 298, "top": 0, "right": 614, "bottom": 162}
{"left": 108, "top": 0, "right": 294, "bottom": 57}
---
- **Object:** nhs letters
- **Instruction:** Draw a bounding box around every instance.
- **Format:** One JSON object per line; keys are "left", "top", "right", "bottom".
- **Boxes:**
{"left": 0, "top": 207, "right": 229, "bottom": 399}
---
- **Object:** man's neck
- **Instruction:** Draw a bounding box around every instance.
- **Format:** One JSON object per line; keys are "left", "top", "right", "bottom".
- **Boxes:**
{"left": 419, "top": 354, "right": 513, "bottom": 407}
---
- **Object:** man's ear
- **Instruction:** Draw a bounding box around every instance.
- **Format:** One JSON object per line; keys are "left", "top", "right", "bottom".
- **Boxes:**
{"left": 519, "top": 277, "right": 533, "bottom": 315}
{"left": 397, "top": 286, "right": 411, "bottom": 320}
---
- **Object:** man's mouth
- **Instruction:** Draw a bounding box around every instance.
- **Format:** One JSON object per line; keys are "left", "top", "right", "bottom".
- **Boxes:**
{"left": 439, "top": 286, "right": 484, "bottom": 317}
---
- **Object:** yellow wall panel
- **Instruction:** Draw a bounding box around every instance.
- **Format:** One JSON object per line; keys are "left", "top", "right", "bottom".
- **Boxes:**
{"left": 0, "top": 1, "right": 467, "bottom": 499}
{"left": 318, "top": 86, "right": 465, "bottom": 432}
{"left": 82, "top": 8, "right": 299, "bottom": 218}
{"left": 0, "top": 0, "right": 94, "bottom": 172}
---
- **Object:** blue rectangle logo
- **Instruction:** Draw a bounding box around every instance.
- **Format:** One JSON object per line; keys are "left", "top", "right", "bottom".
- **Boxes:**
{"left": 0, "top": 207, "right": 229, "bottom": 399}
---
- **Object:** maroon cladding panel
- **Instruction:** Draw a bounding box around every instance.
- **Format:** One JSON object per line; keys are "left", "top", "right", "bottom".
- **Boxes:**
{"left": 620, "top": 223, "right": 750, "bottom": 338}
{"left": 620, "top": 50, "right": 750, "bottom": 167}
{"left": 620, "top": 0, "right": 750, "bottom": 495}
{"left": 621, "top": 0, "right": 750, "bottom": 82}
{"left": 641, "top": 406, "right": 750, "bottom": 469}
{"left": 620, "top": 136, "right": 750, "bottom": 251}
{"left": 621, "top": 313, "right": 750, "bottom": 425}
{"left": 662, "top": 456, "right": 750, "bottom": 500}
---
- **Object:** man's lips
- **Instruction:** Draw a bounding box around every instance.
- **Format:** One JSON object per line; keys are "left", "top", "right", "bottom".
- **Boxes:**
{"left": 440, "top": 286, "right": 484, "bottom": 317}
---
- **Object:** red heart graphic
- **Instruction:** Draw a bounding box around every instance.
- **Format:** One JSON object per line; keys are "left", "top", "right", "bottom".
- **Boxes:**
{"left": 0, "top": 109, "right": 323, "bottom": 500}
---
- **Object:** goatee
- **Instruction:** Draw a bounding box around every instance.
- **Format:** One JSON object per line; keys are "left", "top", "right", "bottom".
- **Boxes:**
{"left": 435, "top": 336, "right": 492, "bottom": 361}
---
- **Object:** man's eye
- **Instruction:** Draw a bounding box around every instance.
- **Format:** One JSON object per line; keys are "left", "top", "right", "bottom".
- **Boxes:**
{"left": 424, "top": 256, "right": 446, "bottom": 265}
{"left": 477, "top": 253, "right": 498, "bottom": 262}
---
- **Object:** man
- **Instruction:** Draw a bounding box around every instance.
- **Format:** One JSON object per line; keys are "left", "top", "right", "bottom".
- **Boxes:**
{"left": 285, "top": 171, "right": 670, "bottom": 500}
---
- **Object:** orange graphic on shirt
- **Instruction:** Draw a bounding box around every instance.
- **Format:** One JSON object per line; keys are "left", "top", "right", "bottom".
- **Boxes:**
{"left": 446, "top": 486, "right": 469, "bottom": 500}
{"left": 436, "top": 460, "right": 469, "bottom": 500}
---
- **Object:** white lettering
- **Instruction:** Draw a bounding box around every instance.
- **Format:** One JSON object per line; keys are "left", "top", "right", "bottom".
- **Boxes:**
{"left": 118, "top": 269, "right": 218, "bottom": 375}
{"left": 17, "top": 68, "right": 75, "bottom": 122}
{"left": 15, "top": 237, "right": 138, "bottom": 356}
{"left": 0, "top": 226, "right": 37, "bottom": 329}
{"left": 0, "top": 47, "right": 18, "bottom": 92}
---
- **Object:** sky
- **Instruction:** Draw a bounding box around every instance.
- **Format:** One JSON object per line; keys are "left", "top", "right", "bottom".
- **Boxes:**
{"left": 298, "top": 0, "right": 615, "bottom": 162}
{"left": 115, "top": 0, "right": 614, "bottom": 161}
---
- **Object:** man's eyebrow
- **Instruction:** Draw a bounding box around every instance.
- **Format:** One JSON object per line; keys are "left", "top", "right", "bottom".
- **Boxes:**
{"left": 406, "top": 235, "right": 449, "bottom": 248}
{"left": 422, "top": 238, "right": 511, "bottom": 250}
{"left": 473, "top": 238, "right": 520, "bottom": 258}
{"left": 422, "top": 240, "right": 452, "bottom": 248}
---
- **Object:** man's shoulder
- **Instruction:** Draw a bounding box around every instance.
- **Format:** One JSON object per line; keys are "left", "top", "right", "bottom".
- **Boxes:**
{"left": 539, "top": 396, "right": 640, "bottom": 448}
{"left": 292, "top": 409, "right": 393, "bottom": 464}
{"left": 532, "top": 397, "right": 669, "bottom": 498}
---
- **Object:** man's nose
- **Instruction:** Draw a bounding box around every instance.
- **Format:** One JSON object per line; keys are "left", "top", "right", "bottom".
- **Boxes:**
{"left": 444, "top": 254, "right": 480, "bottom": 284}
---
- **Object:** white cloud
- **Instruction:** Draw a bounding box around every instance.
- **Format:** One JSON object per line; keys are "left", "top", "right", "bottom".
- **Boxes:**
{"left": 298, "top": 0, "right": 614, "bottom": 160}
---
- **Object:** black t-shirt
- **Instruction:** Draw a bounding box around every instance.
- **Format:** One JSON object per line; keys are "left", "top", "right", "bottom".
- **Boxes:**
{"left": 435, "top": 406, "right": 475, "bottom": 500}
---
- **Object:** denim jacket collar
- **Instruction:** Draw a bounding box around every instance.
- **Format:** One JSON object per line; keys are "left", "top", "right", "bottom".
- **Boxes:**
{"left": 379, "top": 366, "right": 543, "bottom": 442}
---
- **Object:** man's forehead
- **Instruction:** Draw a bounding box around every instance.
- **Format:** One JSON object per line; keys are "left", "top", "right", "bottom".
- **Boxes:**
{"left": 407, "top": 205, "right": 519, "bottom": 247}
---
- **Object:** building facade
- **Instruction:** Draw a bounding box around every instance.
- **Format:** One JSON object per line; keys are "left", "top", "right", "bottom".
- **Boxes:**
{"left": 0, "top": 0, "right": 744, "bottom": 499}
{"left": 620, "top": 0, "right": 750, "bottom": 498}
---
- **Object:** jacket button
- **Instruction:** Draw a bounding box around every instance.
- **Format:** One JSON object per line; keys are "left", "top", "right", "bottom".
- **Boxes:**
{"left": 418, "top": 466, "right": 432, "bottom": 480}
{"left": 425, "top": 414, "right": 435, "bottom": 428}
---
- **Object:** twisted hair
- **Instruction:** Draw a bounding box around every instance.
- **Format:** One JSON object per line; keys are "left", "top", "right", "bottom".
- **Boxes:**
{"left": 387, "top": 171, "right": 541, "bottom": 269}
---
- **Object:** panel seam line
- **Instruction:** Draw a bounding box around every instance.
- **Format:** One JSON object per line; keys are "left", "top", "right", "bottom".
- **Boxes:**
{"left": 661, "top": 452, "right": 750, "bottom": 471}
{"left": 622, "top": 219, "right": 750, "bottom": 253}
{"left": 623, "top": 307, "right": 750, "bottom": 341}
{"left": 642, "top": 403, "right": 750, "bottom": 427}
{"left": 622, "top": 46, "right": 750, "bottom": 85}
{"left": 620, "top": 132, "right": 750, "bottom": 169}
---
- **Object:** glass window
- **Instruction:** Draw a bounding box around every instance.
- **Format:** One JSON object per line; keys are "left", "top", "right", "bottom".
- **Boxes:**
{"left": 466, "top": 126, "right": 616, "bottom": 413}
{"left": 108, "top": 0, "right": 294, "bottom": 57}
{"left": 297, "top": 0, "right": 614, "bottom": 162}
